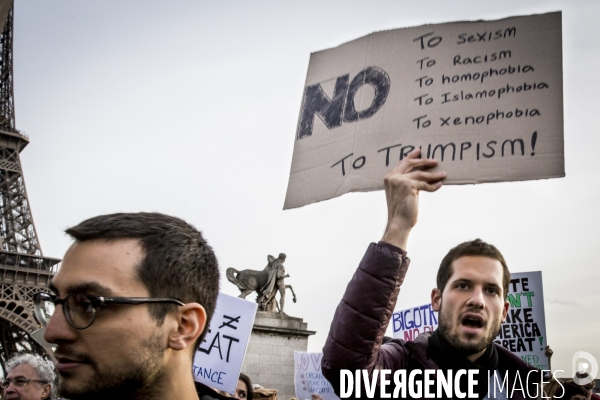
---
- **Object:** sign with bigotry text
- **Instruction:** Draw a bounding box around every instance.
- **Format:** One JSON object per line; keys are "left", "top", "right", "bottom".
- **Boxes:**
{"left": 391, "top": 271, "right": 548, "bottom": 369}
{"left": 392, "top": 303, "right": 438, "bottom": 342}
{"left": 284, "top": 12, "right": 563, "bottom": 209}
{"left": 294, "top": 351, "right": 340, "bottom": 400}
{"left": 193, "top": 293, "right": 258, "bottom": 394}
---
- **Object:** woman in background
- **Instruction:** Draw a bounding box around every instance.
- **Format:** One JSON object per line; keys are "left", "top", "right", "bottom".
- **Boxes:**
{"left": 234, "top": 373, "right": 253, "bottom": 400}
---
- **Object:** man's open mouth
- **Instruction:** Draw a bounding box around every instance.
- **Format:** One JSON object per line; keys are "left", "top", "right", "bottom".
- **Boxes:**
{"left": 461, "top": 314, "right": 484, "bottom": 328}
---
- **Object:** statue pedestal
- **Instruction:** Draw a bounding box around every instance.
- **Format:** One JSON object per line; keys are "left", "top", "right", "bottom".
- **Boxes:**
{"left": 242, "top": 311, "right": 315, "bottom": 400}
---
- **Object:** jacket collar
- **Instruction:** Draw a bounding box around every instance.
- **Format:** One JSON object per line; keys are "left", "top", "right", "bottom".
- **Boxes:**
{"left": 405, "top": 332, "right": 539, "bottom": 373}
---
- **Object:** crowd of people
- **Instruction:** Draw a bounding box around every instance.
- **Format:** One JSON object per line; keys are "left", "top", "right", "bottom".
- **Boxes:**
{"left": 1, "top": 352, "right": 595, "bottom": 399}
{"left": 1, "top": 352, "right": 258, "bottom": 400}
{"left": 0, "top": 150, "right": 597, "bottom": 400}
{"left": 544, "top": 374, "right": 598, "bottom": 400}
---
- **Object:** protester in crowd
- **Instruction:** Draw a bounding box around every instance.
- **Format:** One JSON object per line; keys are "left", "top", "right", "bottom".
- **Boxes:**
{"left": 551, "top": 379, "right": 588, "bottom": 400}
{"left": 196, "top": 373, "right": 253, "bottom": 400}
{"left": 542, "top": 371, "right": 598, "bottom": 400}
{"left": 2, "top": 353, "right": 56, "bottom": 400}
{"left": 234, "top": 373, "right": 253, "bottom": 400}
{"left": 573, "top": 372, "right": 599, "bottom": 400}
{"left": 33, "top": 212, "right": 220, "bottom": 400}
{"left": 322, "top": 149, "right": 543, "bottom": 399}
{"left": 545, "top": 345, "right": 554, "bottom": 371}
{"left": 251, "top": 384, "right": 277, "bottom": 400}
{"left": 544, "top": 377, "right": 564, "bottom": 399}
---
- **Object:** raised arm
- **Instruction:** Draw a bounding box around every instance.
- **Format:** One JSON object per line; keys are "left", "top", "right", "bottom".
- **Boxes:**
{"left": 322, "top": 149, "right": 445, "bottom": 392}
{"left": 381, "top": 148, "right": 445, "bottom": 250}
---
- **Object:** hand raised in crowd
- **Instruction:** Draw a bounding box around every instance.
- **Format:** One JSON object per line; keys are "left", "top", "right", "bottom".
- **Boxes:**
{"left": 381, "top": 148, "right": 446, "bottom": 250}
{"left": 544, "top": 345, "right": 553, "bottom": 360}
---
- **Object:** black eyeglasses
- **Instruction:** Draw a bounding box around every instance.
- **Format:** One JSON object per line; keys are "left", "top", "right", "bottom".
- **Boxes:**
{"left": 34, "top": 292, "right": 185, "bottom": 330}
{"left": 1, "top": 377, "right": 48, "bottom": 389}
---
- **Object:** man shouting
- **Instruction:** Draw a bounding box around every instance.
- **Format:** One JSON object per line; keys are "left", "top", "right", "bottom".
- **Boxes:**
{"left": 322, "top": 149, "right": 543, "bottom": 399}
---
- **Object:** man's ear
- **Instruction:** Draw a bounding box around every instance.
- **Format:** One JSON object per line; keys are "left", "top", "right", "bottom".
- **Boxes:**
{"left": 431, "top": 288, "right": 441, "bottom": 312}
{"left": 502, "top": 299, "right": 509, "bottom": 323}
{"left": 42, "top": 383, "right": 52, "bottom": 399}
{"left": 168, "top": 303, "right": 207, "bottom": 351}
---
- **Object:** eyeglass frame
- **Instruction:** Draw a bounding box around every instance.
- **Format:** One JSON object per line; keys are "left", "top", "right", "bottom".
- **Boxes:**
{"left": 1, "top": 377, "right": 49, "bottom": 389}
{"left": 34, "top": 291, "right": 186, "bottom": 330}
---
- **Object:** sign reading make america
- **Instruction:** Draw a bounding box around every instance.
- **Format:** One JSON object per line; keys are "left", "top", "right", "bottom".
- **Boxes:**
{"left": 284, "top": 12, "right": 563, "bottom": 209}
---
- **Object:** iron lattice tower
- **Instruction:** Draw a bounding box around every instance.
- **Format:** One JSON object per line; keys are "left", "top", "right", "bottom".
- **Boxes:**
{"left": 0, "top": 1, "right": 60, "bottom": 377}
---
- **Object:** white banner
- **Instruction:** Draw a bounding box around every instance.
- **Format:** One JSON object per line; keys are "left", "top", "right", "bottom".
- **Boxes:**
{"left": 193, "top": 293, "right": 257, "bottom": 394}
{"left": 294, "top": 351, "right": 340, "bottom": 400}
{"left": 494, "top": 271, "right": 549, "bottom": 369}
{"left": 392, "top": 303, "right": 438, "bottom": 341}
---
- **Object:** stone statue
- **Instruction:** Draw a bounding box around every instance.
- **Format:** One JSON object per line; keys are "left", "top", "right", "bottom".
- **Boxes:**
{"left": 226, "top": 253, "right": 297, "bottom": 313}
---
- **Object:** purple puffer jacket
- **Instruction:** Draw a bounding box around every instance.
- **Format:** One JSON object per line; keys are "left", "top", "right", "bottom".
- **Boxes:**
{"left": 322, "top": 241, "right": 541, "bottom": 399}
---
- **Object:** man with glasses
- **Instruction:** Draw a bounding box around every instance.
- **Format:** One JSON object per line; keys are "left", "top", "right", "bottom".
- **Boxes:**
{"left": 2, "top": 353, "right": 55, "bottom": 400}
{"left": 34, "top": 212, "right": 220, "bottom": 400}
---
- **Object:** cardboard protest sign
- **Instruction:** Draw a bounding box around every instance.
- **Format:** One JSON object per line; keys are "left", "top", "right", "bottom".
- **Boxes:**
{"left": 193, "top": 293, "right": 258, "bottom": 394}
{"left": 294, "top": 351, "right": 340, "bottom": 400}
{"left": 494, "top": 271, "right": 549, "bottom": 369}
{"left": 285, "top": 12, "right": 563, "bottom": 209}
{"left": 391, "top": 271, "right": 548, "bottom": 369}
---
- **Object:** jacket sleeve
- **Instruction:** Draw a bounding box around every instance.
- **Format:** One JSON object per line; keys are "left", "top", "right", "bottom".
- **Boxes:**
{"left": 321, "top": 241, "right": 411, "bottom": 392}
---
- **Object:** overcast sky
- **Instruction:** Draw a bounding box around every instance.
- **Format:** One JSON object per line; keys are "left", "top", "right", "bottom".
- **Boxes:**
{"left": 12, "top": 0, "right": 599, "bottom": 378}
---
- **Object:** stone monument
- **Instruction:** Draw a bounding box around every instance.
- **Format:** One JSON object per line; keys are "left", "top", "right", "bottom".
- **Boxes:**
{"left": 227, "top": 254, "right": 315, "bottom": 400}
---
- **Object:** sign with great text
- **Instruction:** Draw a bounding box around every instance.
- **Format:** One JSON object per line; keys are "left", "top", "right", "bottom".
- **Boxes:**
{"left": 193, "top": 293, "right": 257, "bottom": 394}
{"left": 294, "top": 351, "right": 340, "bottom": 400}
{"left": 494, "top": 271, "right": 549, "bottom": 369}
{"left": 391, "top": 272, "right": 548, "bottom": 369}
{"left": 284, "top": 12, "right": 563, "bottom": 209}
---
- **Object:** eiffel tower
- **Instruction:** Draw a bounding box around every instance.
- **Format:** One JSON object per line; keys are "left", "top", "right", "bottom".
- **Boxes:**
{"left": 0, "top": 1, "right": 60, "bottom": 376}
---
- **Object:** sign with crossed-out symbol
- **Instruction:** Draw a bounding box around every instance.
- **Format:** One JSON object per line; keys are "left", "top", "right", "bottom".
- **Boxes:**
{"left": 193, "top": 293, "right": 258, "bottom": 394}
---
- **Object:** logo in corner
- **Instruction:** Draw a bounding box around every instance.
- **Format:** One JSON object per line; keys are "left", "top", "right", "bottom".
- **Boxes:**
{"left": 572, "top": 351, "right": 598, "bottom": 385}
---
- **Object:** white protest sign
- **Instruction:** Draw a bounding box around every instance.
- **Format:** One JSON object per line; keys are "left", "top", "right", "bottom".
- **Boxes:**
{"left": 284, "top": 12, "right": 563, "bottom": 209}
{"left": 392, "top": 303, "right": 438, "bottom": 341}
{"left": 294, "top": 351, "right": 340, "bottom": 400}
{"left": 494, "top": 271, "right": 549, "bottom": 369}
{"left": 391, "top": 272, "right": 548, "bottom": 369}
{"left": 193, "top": 293, "right": 257, "bottom": 394}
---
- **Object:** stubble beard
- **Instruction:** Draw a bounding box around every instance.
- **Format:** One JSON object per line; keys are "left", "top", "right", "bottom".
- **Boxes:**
{"left": 438, "top": 302, "right": 502, "bottom": 356}
{"left": 58, "top": 331, "right": 167, "bottom": 400}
